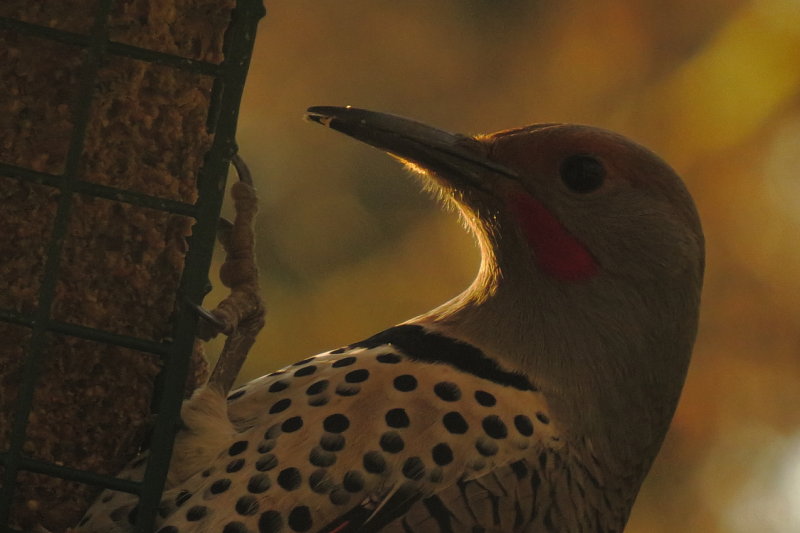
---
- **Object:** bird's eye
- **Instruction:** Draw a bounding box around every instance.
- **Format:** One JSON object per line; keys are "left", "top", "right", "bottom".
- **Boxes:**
{"left": 560, "top": 155, "right": 605, "bottom": 193}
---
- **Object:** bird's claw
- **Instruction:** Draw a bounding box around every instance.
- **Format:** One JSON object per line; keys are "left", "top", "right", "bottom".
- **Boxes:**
{"left": 185, "top": 298, "right": 227, "bottom": 332}
{"left": 231, "top": 153, "right": 253, "bottom": 185}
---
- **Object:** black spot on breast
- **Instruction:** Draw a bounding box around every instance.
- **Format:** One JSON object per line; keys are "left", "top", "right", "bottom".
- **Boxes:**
{"left": 363, "top": 451, "right": 387, "bottom": 474}
{"left": 226, "top": 459, "right": 245, "bottom": 473}
{"left": 482, "top": 415, "right": 508, "bottom": 439}
{"left": 309, "top": 446, "right": 337, "bottom": 467}
{"left": 320, "top": 433, "right": 345, "bottom": 452}
{"left": 248, "top": 473, "right": 271, "bottom": 494}
{"left": 474, "top": 390, "right": 496, "bottom": 407}
{"left": 175, "top": 490, "right": 192, "bottom": 507}
{"left": 227, "top": 389, "right": 246, "bottom": 401}
{"left": 269, "top": 380, "right": 290, "bottom": 393}
{"left": 269, "top": 398, "right": 291, "bottom": 414}
{"left": 536, "top": 412, "right": 550, "bottom": 424}
{"left": 323, "top": 413, "right": 350, "bottom": 433}
{"left": 209, "top": 479, "right": 230, "bottom": 495}
{"left": 277, "top": 467, "right": 302, "bottom": 491}
{"left": 293, "top": 357, "right": 314, "bottom": 366}
{"left": 442, "top": 411, "right": 468, "bottom": 434}
{"left": 514, "top": 415, "right": 534, "bottom": 436}
{"left": 236, "top": 495, "right": 259, "bottom": 516}
{"left": 343, "top": 470, "right": 365, "bottom": 492}
{"left": 475, "top": 436, "right": 499, "bottom": 456}
{"left": 308, "top": 469, "right": 333, "bottom": 494}
{"left": 186, "top": 505, "right": 207, "bottom": 521}
{"left": 393, "top": 374, "right": 417, "bottom": 392}
{"left": 294, "top": 365, "right": 316, "bottom": 377}
{"left": 345, "top": 369, "right": 369, "bottom": 383}
{"left": 255, "top": 454, "right": 278, "bottom": 472}
{"left": 258, "top": 510, "right": 283, "bottom": 533}
{"left": 402, "top": 457, "right": 426, "bottom": 480}
{"left": 434, "top": 381, "right": 461, "bottom": 402}
{"left": 336, "top": 383, "right": 360, "bottom": 396}
{"left": 332, "top": 356, "right": 356, "bottom": 368}
{"left": 309, "top": 396, "right": 329, "bottom": 406}
{"left": 376, "top": 353, "right": 401, "bottom": 364}
{"left": 223, "top": 521, "right": 248, "bottom": 533}
{"left": 380, "top": 431, "right": 404, "bottom": 453}
{"left": 329, "top": 347, "right": 346, "bottom": 354}
{"left": 432, "top": 443, "right": 453, "bottom": 466}
{"left": 330, "top": 488, "right": 350, "bottom": 505}
{"left": 288, "top": 505, "right": 312, "bottom": 531}
{"left": 306, "top": 380, "right": 329, "bottom": 395}
{"left": 229, "top": 440, "right": 248, "bottom": 456}
{"left": 385, "top": 408, "right": 410, "bottom": 428}
{"left": 264, "top": 423, "right": 282, "bottom": 439}
{"left": 282, "top": 416, "right": 303, "bottom": 433}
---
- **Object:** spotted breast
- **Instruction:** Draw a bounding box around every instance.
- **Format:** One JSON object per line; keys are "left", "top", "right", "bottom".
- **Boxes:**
{"left": 78, "top": 324, "right": 618, "bottom": 532}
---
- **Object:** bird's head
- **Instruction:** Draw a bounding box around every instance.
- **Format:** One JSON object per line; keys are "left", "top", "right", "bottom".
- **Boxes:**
{"left": 306, "top": 106, "right": 704, "bottom": 479}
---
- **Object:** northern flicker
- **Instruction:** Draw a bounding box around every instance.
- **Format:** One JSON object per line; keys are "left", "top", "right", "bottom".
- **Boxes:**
{"left": 76, "top": 106, "right": 704, "bottom": 533}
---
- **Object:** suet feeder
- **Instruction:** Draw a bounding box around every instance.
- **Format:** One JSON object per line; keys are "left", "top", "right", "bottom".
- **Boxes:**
{"left": 0, "top": 1, "right": 265, "bottom": 531}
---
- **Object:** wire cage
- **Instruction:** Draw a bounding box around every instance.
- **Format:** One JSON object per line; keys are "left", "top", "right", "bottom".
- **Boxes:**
{"left": 0, "top": 1, "right": 265, "bottom": 531}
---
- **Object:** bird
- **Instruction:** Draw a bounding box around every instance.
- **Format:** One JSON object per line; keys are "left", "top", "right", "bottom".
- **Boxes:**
{"left": 75, "top": 106, "right": 704, "bottom": 533}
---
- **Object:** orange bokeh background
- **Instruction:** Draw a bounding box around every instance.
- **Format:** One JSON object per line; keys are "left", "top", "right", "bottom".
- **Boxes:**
{"left": 211, "top": 1, "right": 800, "bottom": 531}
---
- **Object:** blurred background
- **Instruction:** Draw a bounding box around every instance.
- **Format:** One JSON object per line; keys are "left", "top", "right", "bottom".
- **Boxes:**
{"left": 211, "top": 0, "right": 800, "bottom": 531}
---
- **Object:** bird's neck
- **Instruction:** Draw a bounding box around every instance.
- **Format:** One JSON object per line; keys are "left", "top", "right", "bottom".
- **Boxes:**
{"left": 416, "top": 249, "right": 697, "bottom": 510}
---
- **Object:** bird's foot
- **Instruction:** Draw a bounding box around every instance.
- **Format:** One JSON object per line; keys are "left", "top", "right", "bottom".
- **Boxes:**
{"left": 195, "top": 153, "right": 265, "bottom": 395}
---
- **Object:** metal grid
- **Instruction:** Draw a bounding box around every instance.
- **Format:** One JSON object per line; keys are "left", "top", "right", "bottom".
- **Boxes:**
{"left": 0, "top": 1, "right": 265, "bottom": 531}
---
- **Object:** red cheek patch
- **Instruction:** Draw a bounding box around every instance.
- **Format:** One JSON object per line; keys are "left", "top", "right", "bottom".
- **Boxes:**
{"left": 508, "top": 193, "right": 599, "bottom": 282}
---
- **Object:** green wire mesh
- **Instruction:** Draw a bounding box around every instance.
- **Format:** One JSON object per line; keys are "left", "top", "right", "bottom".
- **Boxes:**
{"left": 0, "top": 1, "right": 265, "bottom": 531}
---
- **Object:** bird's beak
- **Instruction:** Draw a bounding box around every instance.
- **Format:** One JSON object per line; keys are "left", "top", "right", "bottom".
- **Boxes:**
{"left": 305, "top": 106, "right": 520, "bottom": 189}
